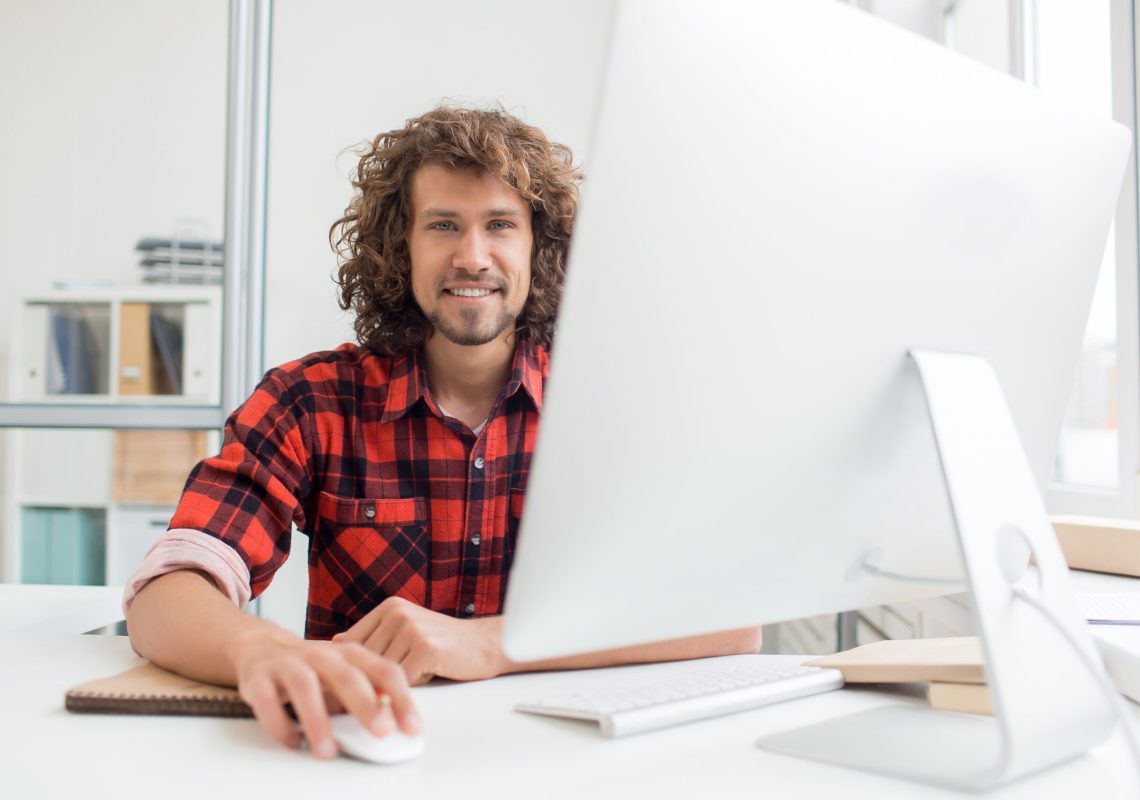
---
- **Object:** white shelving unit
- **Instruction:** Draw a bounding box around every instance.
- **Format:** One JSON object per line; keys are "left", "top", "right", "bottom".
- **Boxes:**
{"left": 3, "top": 285, "right": 222, "bottom": 585}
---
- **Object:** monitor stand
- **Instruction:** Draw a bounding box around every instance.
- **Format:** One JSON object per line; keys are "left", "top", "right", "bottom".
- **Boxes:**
{"left": 756, "top": 349, "right": 1118, "bottom": 791}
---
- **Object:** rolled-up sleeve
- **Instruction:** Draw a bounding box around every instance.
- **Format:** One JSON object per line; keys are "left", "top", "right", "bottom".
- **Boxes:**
{"left": 121, "top": 528, "right": 253, "bottom": 613}
{"left": 123, "top": 368, "right": 315, "bottom": 611}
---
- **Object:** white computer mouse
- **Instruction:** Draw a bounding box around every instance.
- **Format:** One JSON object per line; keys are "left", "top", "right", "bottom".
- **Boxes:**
{"left": 327, "top": 714, "right": 426, "bottom": 765}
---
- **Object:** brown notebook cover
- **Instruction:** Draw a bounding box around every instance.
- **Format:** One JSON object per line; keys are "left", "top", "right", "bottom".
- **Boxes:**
{"left": 65, "top": 662, "right": 253, "bottom": 717}
{"left": 804, "top": 637, "right": 986, "bottom": 684}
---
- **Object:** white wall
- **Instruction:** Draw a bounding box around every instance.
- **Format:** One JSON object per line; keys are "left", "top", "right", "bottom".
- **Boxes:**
{"left": 258, "top": 0, "right": 615, "bottom": 631}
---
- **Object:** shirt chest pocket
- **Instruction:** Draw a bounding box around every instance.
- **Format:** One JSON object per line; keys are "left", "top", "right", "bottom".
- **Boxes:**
{"left": 316, "top": 491, "right": 429, "bottom": 613}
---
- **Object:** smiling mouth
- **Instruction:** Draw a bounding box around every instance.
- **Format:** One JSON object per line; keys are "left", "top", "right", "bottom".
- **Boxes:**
{"left": 446, "top": 287, "right": 497, "bottom": 298}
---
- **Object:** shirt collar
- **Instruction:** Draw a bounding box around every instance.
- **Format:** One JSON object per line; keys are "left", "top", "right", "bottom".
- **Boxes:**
{"left": 505, "top": 335, "right": 547, "bottom": 413}
{"left": 380, "top": 335, "right": 547, "bottom": 424}
{"left": 379, "top": 347, "right": 426, "bottom": 424}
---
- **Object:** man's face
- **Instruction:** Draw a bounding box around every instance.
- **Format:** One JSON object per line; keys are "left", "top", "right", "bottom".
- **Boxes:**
{"left": 408, "top": 164, "right": 534, "bottom": 347}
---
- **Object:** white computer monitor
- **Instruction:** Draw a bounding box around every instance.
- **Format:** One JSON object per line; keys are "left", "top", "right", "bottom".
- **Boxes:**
{"left": 501, "top": 0, "right": 1131, "bottom": 790}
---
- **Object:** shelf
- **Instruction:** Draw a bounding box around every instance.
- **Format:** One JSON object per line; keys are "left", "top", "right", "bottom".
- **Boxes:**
{"left": 14, "top": 286, "right": 221, "bottom": 405}
{"left": 2, "top": 285, "right": 223, "bottom": 586}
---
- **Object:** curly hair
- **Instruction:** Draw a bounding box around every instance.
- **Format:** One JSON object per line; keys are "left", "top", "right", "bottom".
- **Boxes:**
{"left": 331, "top": 106, "right": 582, "bottom": 356}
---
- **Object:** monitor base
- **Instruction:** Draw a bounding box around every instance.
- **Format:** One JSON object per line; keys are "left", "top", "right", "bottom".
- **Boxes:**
{"left": 755, "top": 351, "right": 1119, "bottom": 789}
{"left": 757, "top": 705, "right": 1059, "bottom": 792}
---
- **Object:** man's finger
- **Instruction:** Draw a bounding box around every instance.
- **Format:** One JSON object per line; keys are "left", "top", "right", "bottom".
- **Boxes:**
{"left": 343, "top": 648, "right": 422, "bottom": 735}
{"left": 281, "top": 666, "right": 337, "bottom": 759}
{"left": 240, "top": 674, "right": 301, "bottom": 749}
{"left": 313, "top": 645, "right": 394, "bottom": 736}
{"left": 370, "top": 624, "right": 412, "bottom": 665}
{"left": 360, "top": 612, "right": 401, "bottom": 659}
{"left": 335, "top": 604, "right": 388, "bottom": 644}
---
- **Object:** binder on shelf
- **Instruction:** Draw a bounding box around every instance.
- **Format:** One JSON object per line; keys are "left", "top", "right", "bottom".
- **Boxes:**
{"left": 20, "top": 510, "right": 51, "bottom": 585}
{"left": 48, "top": 307, "right": 102, "bottom": 395}
{"left": 149, "top": 311, "right": 184, "bottom": 395}
{"left": 21, "top": 508, "right": 106, "bottom": 586}
{"left": 118, "top": 303, "right": 155, "bottom": 395}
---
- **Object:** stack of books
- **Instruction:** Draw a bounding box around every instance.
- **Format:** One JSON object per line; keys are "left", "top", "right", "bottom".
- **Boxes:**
{"left": 807, "top": 637, "right": 991, "bottom": 715}
{"left": 135, "top": 237, "right": 223, "bottom": 285}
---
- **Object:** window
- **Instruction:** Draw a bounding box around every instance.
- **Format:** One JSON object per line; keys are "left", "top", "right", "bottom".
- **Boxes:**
{"left": 873, "top": 0, "right": 1139, "bottom": 516}
{"left": 0, "top": 0, "right": 268, "bottom": 586}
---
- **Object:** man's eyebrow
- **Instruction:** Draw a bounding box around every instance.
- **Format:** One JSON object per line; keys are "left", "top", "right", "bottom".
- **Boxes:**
{"left": 419, "top": 207, "right": 523, "bottom": 219}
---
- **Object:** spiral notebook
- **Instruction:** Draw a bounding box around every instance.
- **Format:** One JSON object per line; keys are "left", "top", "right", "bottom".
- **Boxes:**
{"left": 65, "top": 662, "right": 253, "bottom": 717}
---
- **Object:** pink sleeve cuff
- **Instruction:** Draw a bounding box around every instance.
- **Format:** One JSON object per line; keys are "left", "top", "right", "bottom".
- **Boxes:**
{"left": 121, "top": 529, "right": 252, "bottom": 615}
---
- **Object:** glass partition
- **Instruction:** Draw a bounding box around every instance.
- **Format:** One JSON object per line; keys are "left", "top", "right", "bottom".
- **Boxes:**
{"left": 0, "top": 0, "right": 228, "bottom": 411}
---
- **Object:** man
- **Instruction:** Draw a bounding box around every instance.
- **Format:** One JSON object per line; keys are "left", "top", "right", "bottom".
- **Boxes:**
{"left": 125, "top": 106, "right": 763, "bottom": 759}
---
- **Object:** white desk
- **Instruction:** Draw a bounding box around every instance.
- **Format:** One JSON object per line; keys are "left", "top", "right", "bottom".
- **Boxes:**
{"left": 2, "top": 633, "right": 1138, "bottom": 799}
{"left": 0, "top": 583, "right": 123, "bottom": 634}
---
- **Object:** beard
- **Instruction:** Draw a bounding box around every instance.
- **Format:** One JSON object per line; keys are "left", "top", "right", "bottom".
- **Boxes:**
{"left": 421, "top": 268, "right": 523, "bottom": 346}
{"left": 426, "top": 303, "right": 518, "bottom": 346}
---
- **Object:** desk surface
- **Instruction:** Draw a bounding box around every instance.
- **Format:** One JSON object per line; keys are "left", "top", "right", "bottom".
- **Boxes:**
{"left": 2, "top": 633, "right": 1138, "bottom": 800}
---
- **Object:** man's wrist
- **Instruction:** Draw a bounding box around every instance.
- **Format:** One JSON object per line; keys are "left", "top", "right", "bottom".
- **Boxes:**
{"left": 479, "top": 616, "right": 515, "bottom": 677}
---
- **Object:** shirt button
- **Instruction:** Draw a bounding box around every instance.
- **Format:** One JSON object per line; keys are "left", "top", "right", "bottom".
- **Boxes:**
{"left": 474, "top": 456, "right": 485, "bottom": 469}
{"left": 363, "top": 504, "right": 376, "bottom": 520}
{"left": 463, "top": 602, "right": 476, "bottom": 616}
{"left": 470, "top": 532, "right": 481, "bottom": 546}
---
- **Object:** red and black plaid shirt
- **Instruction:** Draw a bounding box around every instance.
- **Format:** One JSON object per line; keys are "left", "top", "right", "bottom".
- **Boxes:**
{"left": 170, "top": 337, "right": 546, "bottom": 639}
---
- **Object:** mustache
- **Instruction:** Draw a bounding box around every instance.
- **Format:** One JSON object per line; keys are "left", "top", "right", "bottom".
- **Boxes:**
{"left": 436, "top": 270, "right": 508, "bottom": 291}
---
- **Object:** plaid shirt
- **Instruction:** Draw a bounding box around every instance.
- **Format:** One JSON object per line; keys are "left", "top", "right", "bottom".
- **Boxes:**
{"left": 170, "top": 337, "right": 546, "bottom": 640}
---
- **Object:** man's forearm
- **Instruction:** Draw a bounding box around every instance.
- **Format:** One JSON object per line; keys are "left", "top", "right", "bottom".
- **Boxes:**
{"left": 126, "top": 570, "right": 294, "bottom": 687}
{"left": 128, "top": 570, "right": 423, "bottom": 755}
{"left": 499, "top": 623, "right": 764, "bottom": 675}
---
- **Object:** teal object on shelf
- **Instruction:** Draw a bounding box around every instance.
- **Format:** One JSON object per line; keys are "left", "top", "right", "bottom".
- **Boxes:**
{"left": 21, "top": 508, "right": 105, "bottom": 585}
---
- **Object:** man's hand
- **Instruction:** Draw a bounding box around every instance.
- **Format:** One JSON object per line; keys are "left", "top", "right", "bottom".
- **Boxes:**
{"left": 333, "top": 597, "right": 507, "bottom": 685}
{"left": 230, "top": 627, "right": 421, "bottom": 758}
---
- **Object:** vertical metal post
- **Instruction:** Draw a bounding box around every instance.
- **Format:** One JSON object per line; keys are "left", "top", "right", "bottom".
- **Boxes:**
{"left": 222, "top": 0, "right": 273, "bottom": 617}
{"left": 222, "top": 0, "right": 272, "bottom": 415}
{"left": 246, "top": 0, "right": 272, "bottom": 394}
{"left": 1115, "top": 0, "right": 1140, "bottom": 516}
{"left": 222, "top": 0, "right": 252, "bottom": 416}
{"left": 1012, "top": 0, "right": 1038, "bottom": 84}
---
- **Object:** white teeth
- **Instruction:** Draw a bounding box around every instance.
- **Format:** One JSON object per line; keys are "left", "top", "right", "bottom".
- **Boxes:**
{"left": 448, "top": 288, "right": 493, "bottom": 297}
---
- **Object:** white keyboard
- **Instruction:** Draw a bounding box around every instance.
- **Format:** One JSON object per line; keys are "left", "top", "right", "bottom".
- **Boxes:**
{"left": 515, "top": 660, "right": 845, "bottom": 737}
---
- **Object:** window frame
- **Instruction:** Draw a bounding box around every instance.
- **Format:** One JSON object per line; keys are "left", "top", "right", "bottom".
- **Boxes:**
{"left": 1043, "top": 0, "right": 1140, "bottom": 519}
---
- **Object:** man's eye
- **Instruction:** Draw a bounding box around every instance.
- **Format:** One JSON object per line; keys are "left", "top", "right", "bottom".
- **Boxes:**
{"left": 432, "top": 221, "right": 456, "bottom": 231}
{"left": 489, "top": 221, "right": 513, "bottom": 230}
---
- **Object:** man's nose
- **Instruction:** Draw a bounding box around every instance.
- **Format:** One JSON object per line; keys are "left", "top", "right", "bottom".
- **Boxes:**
{"left": 453, "top": 228, "right": 493, "bottom": 271}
